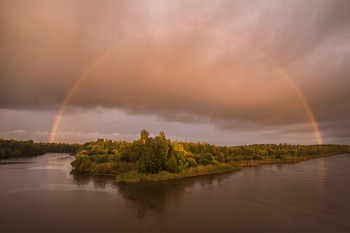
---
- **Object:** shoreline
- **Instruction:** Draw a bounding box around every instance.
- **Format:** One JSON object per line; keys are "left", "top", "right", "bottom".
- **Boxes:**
{"left": 116, "top": 163, "right": 241, "bottom": 183}
{"left": 68, "top": 134, "right": 350, "bottom": 182}
{"left": 114, "top": 153, "right": 343, "bottom": 183}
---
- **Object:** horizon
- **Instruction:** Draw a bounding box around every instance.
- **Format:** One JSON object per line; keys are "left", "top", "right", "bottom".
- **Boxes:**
{"left": 1, "top": 132, "right": 349, "bottom": 147}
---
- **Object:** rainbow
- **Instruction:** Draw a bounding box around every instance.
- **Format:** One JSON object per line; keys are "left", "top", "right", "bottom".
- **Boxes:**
{"left": 49, "top": 28, "right": 323, "bottom": 144}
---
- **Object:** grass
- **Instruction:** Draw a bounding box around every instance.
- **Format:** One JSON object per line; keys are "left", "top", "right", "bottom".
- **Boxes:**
{"left": 116, "top": 163, "right": 241, "bottom": 182}
{"left": 236, "top": 154, "right": 336, "bottom": 167}
{"left": 115, "top": 154, "right": 338, "bottom": 182}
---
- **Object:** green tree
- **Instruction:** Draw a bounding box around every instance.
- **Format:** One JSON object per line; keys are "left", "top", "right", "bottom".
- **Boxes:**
{"left": 166, "top": 156, "right": 178, "bottom": 173}
{"left": 197, "top": 152, "right": 214, "bottom": 165}
{"left": 140, "top": 129, "right": 149, "bottom": 144}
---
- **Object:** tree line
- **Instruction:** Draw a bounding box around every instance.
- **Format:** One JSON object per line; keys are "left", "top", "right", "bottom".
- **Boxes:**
{"left": 70, "top": 130, "right": 350, "bottom": 175}
{"left": 0, "top": 138, "right": 80, "bottom": 159}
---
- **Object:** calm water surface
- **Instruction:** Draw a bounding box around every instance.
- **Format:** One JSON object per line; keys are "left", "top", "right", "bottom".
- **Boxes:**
{"left": 0, "top": 153, "right": 349, "bottom": 233}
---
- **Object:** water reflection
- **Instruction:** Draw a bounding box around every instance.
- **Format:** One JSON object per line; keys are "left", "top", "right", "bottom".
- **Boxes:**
{"left": 71, "top": 169, "right": 234, "bottom": 219}
{"left": 71, "top": 171, "right": 116, "bottom": 188}
{"left": 116, "top": 173, "right": 234, "bottom": 219}
{"left": 1, "top": 153, "right": 349, "bottom": 233}
{"left": 0, "top": 161, "right": 34, "bottom": 165}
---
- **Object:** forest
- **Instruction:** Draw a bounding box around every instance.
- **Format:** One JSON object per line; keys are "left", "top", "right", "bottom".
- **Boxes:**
{"left": 70, "top": 130, "right": 350, "bottom": 182}
{"left": 0, "top": 138, "right": 80, "bottom": 159}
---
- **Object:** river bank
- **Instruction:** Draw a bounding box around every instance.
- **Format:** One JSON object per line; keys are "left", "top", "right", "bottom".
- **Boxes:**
{"left": 115, "top": 154, "right": 342, "bottom": 182}
{"left": 69, "top": 133, "right": 350, "bottom": 183}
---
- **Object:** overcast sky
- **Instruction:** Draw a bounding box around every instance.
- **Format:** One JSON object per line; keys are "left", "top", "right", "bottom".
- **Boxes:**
{"left": 1, "top": 0, "right": 349, "bottom": 145}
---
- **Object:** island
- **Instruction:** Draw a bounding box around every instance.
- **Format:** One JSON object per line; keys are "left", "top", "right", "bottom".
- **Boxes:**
{"left": 69, "top": 130, "right": 350, "bottom": 182}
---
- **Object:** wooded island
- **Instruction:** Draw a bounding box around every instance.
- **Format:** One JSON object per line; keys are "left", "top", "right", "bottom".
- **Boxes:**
{"left": 70, "top": 130, "right": 350, "bottom": 182}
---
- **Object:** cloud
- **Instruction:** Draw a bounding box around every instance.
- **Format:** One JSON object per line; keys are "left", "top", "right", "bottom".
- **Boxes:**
{"left": 1, "top": 0, "right": 349, "bottom": 143}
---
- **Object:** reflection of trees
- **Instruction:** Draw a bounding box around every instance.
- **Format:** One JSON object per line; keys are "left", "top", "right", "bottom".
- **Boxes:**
{"left": 71, "top": 169, "right": 233, "bottom": 219}
{"left": 116, "top": 172, "right": 232, "bottom": 219}
{"left": 0, "top": 161, "right": 34, "bottom": 165}
{"left": 70, "top": 171, "right": 116, "bottom": 189}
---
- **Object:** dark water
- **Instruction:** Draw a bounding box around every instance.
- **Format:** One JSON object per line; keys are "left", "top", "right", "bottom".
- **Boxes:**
{"left": 0, "top": 154, "right": 349, "bottom": 233}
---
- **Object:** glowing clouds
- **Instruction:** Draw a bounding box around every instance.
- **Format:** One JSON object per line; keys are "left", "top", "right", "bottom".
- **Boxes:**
{"left": 48, "top": 28, "right": 323, "bottom": 143}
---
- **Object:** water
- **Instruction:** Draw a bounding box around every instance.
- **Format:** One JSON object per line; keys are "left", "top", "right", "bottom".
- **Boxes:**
{"left": 0, "top": 153, "right": 349, "bottom": 233}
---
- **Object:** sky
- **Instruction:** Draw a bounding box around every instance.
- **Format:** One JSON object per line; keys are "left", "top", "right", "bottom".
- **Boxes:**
{"left": 0, "top": 0, "right": 349, "bottom": 145}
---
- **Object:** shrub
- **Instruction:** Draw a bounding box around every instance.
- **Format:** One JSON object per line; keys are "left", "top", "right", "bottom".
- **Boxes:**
{"left": 197, "top": 153, "right": 214, "bottom": 165}
{"left": 166, "top": 156, "right": 178, "bottom": 173}
{"left": 187, "top": 158, "right": 198, "bottom": 167}
{"left": 211, "top": 159, "right": 220, "bottom": 166}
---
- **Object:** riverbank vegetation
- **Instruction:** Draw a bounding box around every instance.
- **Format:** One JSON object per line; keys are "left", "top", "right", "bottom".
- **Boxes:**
{"left": 70, "top": 130, "right": 350, "bottom": 182}
{"left": 2, "top": 133, "right": 349, "bottom": 181}
{"left": 0, "top": 138, "right": 80, "bottom": 159}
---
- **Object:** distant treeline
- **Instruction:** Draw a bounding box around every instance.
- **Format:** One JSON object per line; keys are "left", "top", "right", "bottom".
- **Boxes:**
{"left": 70, "top": 130, "right": 350, "bottom": 178}
{"left": 0, "top": 139, "right": 80, "bottom": 159}
{"left": 2, "top": 132, "right": 350, "bottom": 180}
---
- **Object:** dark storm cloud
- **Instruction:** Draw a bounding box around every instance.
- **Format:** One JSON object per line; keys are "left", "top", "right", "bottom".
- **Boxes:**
{"left": 0, "top": 0, "right": 349, "bottom": 143}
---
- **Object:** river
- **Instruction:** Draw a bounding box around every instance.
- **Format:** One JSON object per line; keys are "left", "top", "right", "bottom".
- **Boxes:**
{"left": 0, "top": 153, "right": 349, "bottom": 233}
